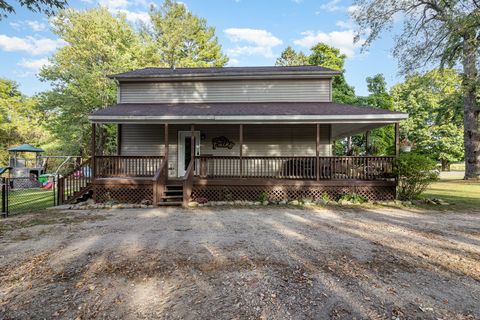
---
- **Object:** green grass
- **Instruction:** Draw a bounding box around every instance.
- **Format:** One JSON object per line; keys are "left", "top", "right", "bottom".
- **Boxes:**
{"left": 1, "top": 188, "right": 55, "bottom": 215}
{"left": 422, "top": 175, "right": 480, "bottom": 211}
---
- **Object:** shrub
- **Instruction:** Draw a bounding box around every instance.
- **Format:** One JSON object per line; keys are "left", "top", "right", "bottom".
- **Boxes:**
{"left": 339, "top": 192, "right": 367, "bottom": 204}
{"left": 321, "top": 192, "right": 331, "bottom": 203}
{"left": 257, "top": 192, "right": 269, "bottom": 202}
{"left": 394, "top": 153, "right": 439, "bottom": 200}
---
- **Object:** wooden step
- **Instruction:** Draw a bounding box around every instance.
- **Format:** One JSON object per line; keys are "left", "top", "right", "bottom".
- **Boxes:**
{"left": 157, "top": 201, "right": 182, "bottom": 206}
{"left": 161, "top": 195, "right": 183, "bottom": 199}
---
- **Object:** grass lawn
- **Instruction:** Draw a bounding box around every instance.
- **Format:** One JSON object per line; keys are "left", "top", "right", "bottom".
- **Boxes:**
{"left": 422, "top": 171, "right": 480, "bottom": 211}
{"left": 1, "top": 187, "right": 55, "bottom": 215}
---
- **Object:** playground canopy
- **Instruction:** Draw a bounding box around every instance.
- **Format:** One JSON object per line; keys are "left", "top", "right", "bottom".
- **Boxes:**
{"left": 8, "top": 144, "right": 44, "bottom": 153}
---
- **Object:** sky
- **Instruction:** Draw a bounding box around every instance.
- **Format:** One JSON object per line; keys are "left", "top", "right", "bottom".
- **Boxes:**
{"left": 0, "top": 0, "right": 400, "bottom": 96}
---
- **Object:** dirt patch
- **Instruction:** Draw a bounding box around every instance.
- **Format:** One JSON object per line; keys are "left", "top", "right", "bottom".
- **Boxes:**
{"left": 0, "top": 206, "right": 479, "bottom": 319}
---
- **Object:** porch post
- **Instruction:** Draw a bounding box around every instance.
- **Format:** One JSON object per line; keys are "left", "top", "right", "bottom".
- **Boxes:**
{"left": 316, "top": 124, "right": 320, "bottom": 181}
{"left": 91, "top": 123, "right": 96, "bottom": 179}
{"left": 394, "top": 122, "right": 400, "bottom": 156}
{"left": 116, "top": 124, "right": 122, "bottom": 155}
{"left": 190, "top": 124, "right": 195, "bottom": 164}
{"left": 164, "top": 123, "right": 169, "bottom": 161}
{"left": 239, "top": 124, "right": 243, "bottom": 178}
{"left": 365, "top": 130, "right": 370, "bottom": 155}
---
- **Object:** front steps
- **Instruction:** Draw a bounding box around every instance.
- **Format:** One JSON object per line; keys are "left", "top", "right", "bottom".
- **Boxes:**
{"left": 157, "top": 182, "right": 183, "bottom": 206}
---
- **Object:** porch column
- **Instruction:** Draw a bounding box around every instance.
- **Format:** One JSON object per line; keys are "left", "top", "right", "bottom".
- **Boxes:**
{"left": 116, "top": 124, "right": 122, "bottom": 155}
{"left": 365, "top": 130, "right": 370, "bottom": 155}
{"left": 164, "top": 123, "right": 169, "bottom": 161}
{"left": 239, "top": 124, "right": 243, "bottom": 178}
{"left": 91, "top": 123, "right": 96, "bottom": 179}
{"left": 394, "top": 122, "right": 400, "bottom": 156}
{"left": 190, "top": 124, "right": 195, "bottom": 164}
{"left": 316, "top": 124, "right": 320, "bottom": 181}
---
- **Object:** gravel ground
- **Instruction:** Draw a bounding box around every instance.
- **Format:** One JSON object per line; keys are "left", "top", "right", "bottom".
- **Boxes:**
{"left": 0, "top": 206, "right": 479, "bottom": 319}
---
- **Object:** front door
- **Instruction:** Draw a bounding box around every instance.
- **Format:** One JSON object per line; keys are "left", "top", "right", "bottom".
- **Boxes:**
{"left": 178, "top": 131, "right": 200, "bottom": 177}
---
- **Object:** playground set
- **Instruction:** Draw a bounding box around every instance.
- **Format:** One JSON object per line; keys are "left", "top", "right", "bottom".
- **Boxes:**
{"left": 0, "top": 144, "right": 82, "bottom": 189}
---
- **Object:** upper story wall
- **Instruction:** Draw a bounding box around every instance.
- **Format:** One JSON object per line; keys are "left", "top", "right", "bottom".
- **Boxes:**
{"left": 118, "top": 78, "right": 332, "bottom": 103}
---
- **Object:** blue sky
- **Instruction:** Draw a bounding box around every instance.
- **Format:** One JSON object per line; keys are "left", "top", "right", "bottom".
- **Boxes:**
{"left": 0, "top": 0, "right": 400, "bottom": 96}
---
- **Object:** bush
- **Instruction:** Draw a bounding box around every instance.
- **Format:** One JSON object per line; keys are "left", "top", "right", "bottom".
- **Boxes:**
{"left": 257, "top": 192, "right": 269, "bottom": 202}
{"left": 339, "top": 192, "right": 367, "bottom": 204}
{"left": 394, "top": 153, "right": 439, "bottom": 200}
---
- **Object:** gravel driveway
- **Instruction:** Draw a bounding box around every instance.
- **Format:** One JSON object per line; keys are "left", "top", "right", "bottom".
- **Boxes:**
{"left": 0, "top": 206, "right": 479, "bottom": 319}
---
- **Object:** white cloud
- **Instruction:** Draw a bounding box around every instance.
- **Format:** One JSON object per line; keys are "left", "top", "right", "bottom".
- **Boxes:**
{"left": 97, "top": 0, "right": 150, "bottom": 24}
{"left": 8, "top": 20, "right": 47, "bottom": 31}
{"left": 98, "top": 0, "right": 129, "bottom": 10}
{"left": 335, "top": 20, "right": 352, "bottom": 30}
{"left": 227, "top": 57, "right": 240, "bottom": 65}
{"left": 224, "top": 28, "right": 283, "bottom": 58}
{"left": 26, "top": 20, "right": 47, "bottom": 31}
{"left": 293, "top": 30, "right": 362, "bottom": 57}
{"left": 117, "top": 9, "right": 150, "bottom": 24}
{"left": 0, "top": 34, "right": 64, "bottom": 55}
{"left": 18, "top": 57, "right": 51, "bottom": 71}
{"left": 346, "top": 5, "right": 359, "bottom": 14}
{"left": 319, "top": 0, "right": 343, "bottom": 12}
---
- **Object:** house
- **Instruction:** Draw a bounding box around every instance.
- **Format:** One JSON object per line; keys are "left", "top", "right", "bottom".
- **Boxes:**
{"left": 58, "top": 66, "right": 408, "bottom": 206}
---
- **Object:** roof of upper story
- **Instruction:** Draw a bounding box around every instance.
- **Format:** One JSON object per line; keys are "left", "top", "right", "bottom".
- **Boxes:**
{"left": 109, "top": 66, "right": 341, "bottom": 81}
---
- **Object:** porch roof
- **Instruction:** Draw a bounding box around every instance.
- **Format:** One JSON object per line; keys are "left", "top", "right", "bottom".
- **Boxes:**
{"left": 89, "top": 102, "right": 408, "bottom": 124}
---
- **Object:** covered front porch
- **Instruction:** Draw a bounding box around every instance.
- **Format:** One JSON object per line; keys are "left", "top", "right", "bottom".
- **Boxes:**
{"left": 81, "top": 121, "right": 402, "bottom": 206}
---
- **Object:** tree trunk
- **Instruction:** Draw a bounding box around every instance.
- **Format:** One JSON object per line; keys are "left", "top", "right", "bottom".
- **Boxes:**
{"left": 462, "top": 37, "right": 480, "bottom": 179}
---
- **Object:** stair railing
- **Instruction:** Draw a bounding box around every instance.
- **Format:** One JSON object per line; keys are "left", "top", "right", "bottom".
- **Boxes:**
{"left": 182, "top": 159, "right": 195, "bottom": 207}
{"left": 152, "top": 159, "right": 168, "bottom": 205}
{"left": 58, "top": 158, "right": 93, "bottom": 204}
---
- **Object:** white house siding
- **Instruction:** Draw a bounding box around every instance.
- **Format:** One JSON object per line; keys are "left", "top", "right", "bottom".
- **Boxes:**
{"left": 119, "top": 79, "right": 331, "bottom": 103}
{"left": 120, "top": 124, "right": 332, "bottom": 177}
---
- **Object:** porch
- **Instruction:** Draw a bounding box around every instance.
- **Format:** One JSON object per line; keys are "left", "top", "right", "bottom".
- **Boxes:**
{"left": 84, "top": 119, "right": 399, "bottom": 205}
{"left": 73, "top": 100, "right": 409, "bottom": 206}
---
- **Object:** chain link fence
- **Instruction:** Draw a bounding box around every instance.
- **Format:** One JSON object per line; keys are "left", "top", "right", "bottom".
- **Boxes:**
{"left": 1, "top": 177, "right": 57, "bottom": 217}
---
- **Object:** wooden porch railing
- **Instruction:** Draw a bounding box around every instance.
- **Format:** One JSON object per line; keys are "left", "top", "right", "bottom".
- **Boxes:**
{"left": 58, "top": 158, "right": 93, "bottom": 204}
{"left": 198, "top": 156, "right": 395, "bottom": 180}
{"left": 152, "top": 159, "right": 169, "bottom": 205}
{"left": 183, "top": 159, "right": 195, "bottom": 206}
{"left": 95, "top": 156, "right": 164, "bottom": 178}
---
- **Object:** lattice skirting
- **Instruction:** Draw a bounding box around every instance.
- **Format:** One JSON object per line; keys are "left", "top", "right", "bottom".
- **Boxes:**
{"left": 192, "top": 185, "right": 395, "bottom": 202}
{"left": 94, "top": 184, "right": 153, "bottom": 203}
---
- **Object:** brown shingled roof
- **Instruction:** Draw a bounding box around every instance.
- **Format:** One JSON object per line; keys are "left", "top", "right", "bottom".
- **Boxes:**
{"left": 109, "top": 66, "right": 340, "bottom": 79}
{"left": 90, "top": 102, "right": 407, "bottom": 118}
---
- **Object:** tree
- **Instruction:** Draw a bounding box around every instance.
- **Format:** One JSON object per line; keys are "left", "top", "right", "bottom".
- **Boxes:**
{"left": 357, "top": 74, "right": 395, "bottom": 155}
{"left": 0, "top": 0, "right": 66, "bottom": 19}
{"left": 275, "top": 46, "right": 309, "bottom": 66}
{"left": 39, "top": 8, "right": 155, "bottom": 156}
{"left": 0, "top": 79, "right": 47, "bottom": 165}
{"left": 146, "top": 0, "right": 228, "bottom": 68}
{"left": 308, "top": 43, "right": 357, "bottom": 104}
{"left": 391, "top": 69, "right": 464, "bottom": 170}
{"left": 352, "top": 0, "right": 480, "bottom": 179}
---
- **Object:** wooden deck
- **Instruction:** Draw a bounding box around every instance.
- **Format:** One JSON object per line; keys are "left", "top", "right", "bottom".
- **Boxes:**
{"left": 58, "top": 155, "right": 397, "bottom": 206}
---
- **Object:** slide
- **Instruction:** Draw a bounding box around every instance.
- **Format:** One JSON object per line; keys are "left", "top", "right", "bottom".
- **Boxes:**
{"left": 0, "top": 167, "right": 12, "bottom": 175}
{"left": 41, "top": 181, "right": 53, "bottom": 189}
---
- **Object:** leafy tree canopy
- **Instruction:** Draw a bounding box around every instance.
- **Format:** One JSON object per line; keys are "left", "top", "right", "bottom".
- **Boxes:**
{"left": 0, "top": 78, "right": 48, "bottom": 165}
{"left": 275, "top": 46, "right": 309, "bottom": 66}
{"left": 351, "top": 0, "right": 480, "bottom": 178}
{"left": 392, "top": 69, "right": 464, "bottom": 168}
{"left": 146, "top": 0, "right": 228, "bottom": 68}
{"left": 39, "top": 7, "right": 156, "bottom": 156}
{"left": 0, "top": 0, "right": 66, "bottom": 19}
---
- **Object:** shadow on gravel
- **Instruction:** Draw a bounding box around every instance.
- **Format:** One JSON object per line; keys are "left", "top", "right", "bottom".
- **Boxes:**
{"left": 0, "top": 206, "right": 479, "bottom": 319}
